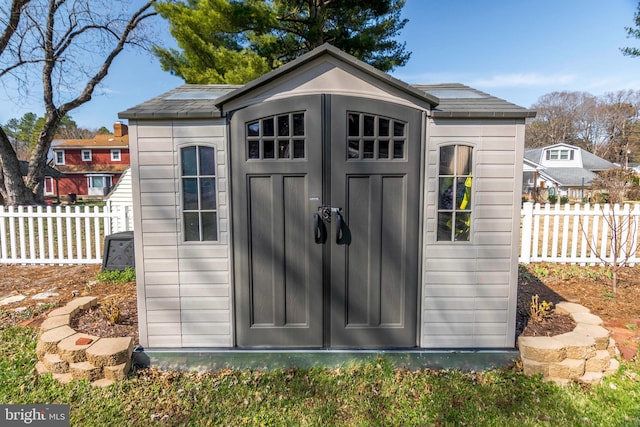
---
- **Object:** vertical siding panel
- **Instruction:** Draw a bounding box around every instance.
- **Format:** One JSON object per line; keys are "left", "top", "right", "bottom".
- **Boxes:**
{"left": 422, "top": 118, "right": 520, "bottom": 349}
{"left": 131, "top": 119, "right": 233, "bottom": 349}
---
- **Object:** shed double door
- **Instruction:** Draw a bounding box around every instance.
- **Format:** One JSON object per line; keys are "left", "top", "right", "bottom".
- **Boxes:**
{"left": 231, "top": 94, "right": 421, "bottom": 348}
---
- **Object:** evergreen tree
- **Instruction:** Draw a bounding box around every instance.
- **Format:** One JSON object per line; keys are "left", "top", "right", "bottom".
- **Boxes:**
{"left": 154, "top": 0, "right": 410, "bottom": 84}
{"left": 622, "top": 1, "right": 640, "bottom": 57}
{"left": 3, "top": 113, "right": 43, "bottom": 155}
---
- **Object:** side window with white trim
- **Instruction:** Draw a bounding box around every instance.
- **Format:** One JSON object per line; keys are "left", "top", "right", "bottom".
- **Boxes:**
{"left": 54, "top": 150, "right": 65, "bottom": 165}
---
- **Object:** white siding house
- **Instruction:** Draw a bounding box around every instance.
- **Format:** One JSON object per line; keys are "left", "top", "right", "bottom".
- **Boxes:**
{"left": 105, "top": 167, "right": 134, "bottom": 230}
{"left": 120, "top": 45, "right": 534, "bottom": 366}
{"left": 524, "top": 143, "right": 617, "bottom": 201}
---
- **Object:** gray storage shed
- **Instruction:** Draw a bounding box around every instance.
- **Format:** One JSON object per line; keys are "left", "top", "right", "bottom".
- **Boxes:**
{"left": 119, "top": 44, "right": 535, "bottom": 366}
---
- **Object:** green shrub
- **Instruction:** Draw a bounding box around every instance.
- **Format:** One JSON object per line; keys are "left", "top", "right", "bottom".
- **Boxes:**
{"left": 101, "top": 299, "right": 122, "bottom": 324}
{"left": 96, "top": 267, "right": 135, "bottom": 284}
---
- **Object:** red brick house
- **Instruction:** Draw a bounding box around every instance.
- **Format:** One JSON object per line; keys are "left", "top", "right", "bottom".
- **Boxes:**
{"left": 48, "top": 122, "right": 130, "bottom": 200}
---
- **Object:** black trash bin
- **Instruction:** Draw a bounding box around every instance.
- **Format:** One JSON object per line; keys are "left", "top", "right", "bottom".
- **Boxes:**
{"left": 102, "top": 231, "right": 135, "bottom": 271}
{"left": 67, "top": 193, "right": 77, "bottom": 204}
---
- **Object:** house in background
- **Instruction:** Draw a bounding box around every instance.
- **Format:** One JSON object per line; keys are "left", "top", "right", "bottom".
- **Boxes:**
{"left": 48, "top": 122, "right": 130, "bottom": 200}
{"left": 523, "top": 143, "right": 617, "bottom": 201}
{"left": 521, "top": 157, "right": 564, "bottom": 202}
{"left": 0, "top": 161, "right": 63, "bottom": 205}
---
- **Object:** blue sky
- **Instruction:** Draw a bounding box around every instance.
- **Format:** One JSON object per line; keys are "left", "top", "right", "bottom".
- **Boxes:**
{"left": 2, "top": 0, "right": 640, "bottom": 130}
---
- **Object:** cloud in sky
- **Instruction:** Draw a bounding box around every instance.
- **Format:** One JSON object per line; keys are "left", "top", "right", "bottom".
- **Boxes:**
{"left": 469, "top": 73, "right": 576, "bottom": 88}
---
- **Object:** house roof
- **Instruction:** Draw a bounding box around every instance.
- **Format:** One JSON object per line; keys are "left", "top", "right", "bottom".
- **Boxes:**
{"left": 119, "top": 45, "right": 535, "bottom": 121}
{"left": 54, "top": 164, "right": 129, "bottom": 174}
{"left": 524, "top": 145, "right": 617, "bottom": 187}
{"left": 52, "top": 134, "right": 128, "bottom": 149}
{"left": 581, "top": 150, "right": 618, "bottom": 171}
{"left": 541, "top": 167, "right": 599, "bottom": 187}
{"left": 523, "top": 146, "right": 617, "bottom": 171}
{"left": 523, "top": 157, "right": 545, "bottom": 172}
{"left": 19, "top": 161, "right": 63, "bottom": 178}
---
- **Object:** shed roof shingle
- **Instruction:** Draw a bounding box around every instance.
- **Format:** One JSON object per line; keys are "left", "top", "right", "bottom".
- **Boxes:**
{"left": 120, "top": 46, "right": 534, "bottom": 121}
{"left": 119, "top": 82, "right": 534, "bottom": 121}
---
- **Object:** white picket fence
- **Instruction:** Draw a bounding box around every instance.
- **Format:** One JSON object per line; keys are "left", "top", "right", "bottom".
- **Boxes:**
{"left": 0, "top": 203, "right": 133, "bottom": 265}
{"left": 2, "top": 201, "right": 638, "bottom": 266}
{"left": 520, "top": 202, "right": 640, "bottom": 265}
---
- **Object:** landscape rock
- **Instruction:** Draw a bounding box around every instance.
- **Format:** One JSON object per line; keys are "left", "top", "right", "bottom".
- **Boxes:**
{"left": 548, "top": 358, "right": 585, "bottom": 379}
{"left": 32, "top": 291, "right": 60, "bottom": 300}
{"left": 57, "top": 333, "right": 100, "bottom": 363}
{"left": 571, "top": 312, "right": 604, "bottom": 326}
{"left": 519, "top": 336, "right": 566, "bottom": 362}
{"left": 69, "top": 361, "right": 102, "bottom": 382}
{"left": 40, "top": 315, "right": 71, "bottom": 332}
{"left": 552, "top": 331, "right": 596, "bottom": 359}
{"left": 37, "top": 325, "right": 77, "bottom": 356}
{"left": 578, "top": 371, "right": 604, "bottom": 385}
{"left": 0, "top": 295, "right": 26, "bottom": 305}
{"left": 86, "top": 337, "right": 133, "bottom": 367}
{"left": 585, "top": 350, "right": 614, "bottom": 373}
{"left": 573, "top": 324, "right": 611, "bottom": 350}
{"left": 43, "top": 353, "right": 69, "bottom": 374}
{"left": 555, "top": 302, "right": 590, "bottom": 315}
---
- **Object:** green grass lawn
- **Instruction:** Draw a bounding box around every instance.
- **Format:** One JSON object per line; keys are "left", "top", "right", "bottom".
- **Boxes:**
{"left": 1, "top": 327, "right": 639, "bottom": 426}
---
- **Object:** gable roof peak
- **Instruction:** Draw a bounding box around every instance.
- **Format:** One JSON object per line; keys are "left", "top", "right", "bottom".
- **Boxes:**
{"left": 544, "top": 142, "right": 580, "bottom": 151}
{"left": 214, "top": 43, "right": 440, "bottom": 109}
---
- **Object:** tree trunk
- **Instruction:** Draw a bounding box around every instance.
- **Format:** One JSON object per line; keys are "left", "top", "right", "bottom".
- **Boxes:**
{"left": 24, "top": 112, "right": 62, "bottom": 204}
{"left": 0, "top": 127, "right": 35, "bottom": 205}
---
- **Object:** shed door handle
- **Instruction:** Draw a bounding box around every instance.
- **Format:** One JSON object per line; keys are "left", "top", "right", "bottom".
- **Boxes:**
{"left": 335, "top": 211, "right": 343, "bottom": 244}
{"left": 313, "top": 213, "right": 326, "bottom": 244}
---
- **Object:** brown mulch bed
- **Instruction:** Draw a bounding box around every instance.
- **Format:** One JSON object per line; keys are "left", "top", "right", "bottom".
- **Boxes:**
{"left": 521, "top": 312, "right": 576, "bottom": 337}
{"left": 69, "top": 298, "right": 139, "bottom": 345}
{"left": 0, "top": 264, "right": 138, "bottom": 345}
{"left": 517, "top": 263, "right": 640, "bottom": 352}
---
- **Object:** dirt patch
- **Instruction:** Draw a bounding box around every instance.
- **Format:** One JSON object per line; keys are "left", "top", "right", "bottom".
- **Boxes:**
{"left": 0, "top": 264, "right": 138, "bottom": 344}
{"left": 1, "top": 263, "right": 638, "bottom": 354}
{"left": 517, "top": 264, "right": 640, "bottom": 327}
{"left": 521, "top": 312, "right": 576, "bottom": 337}
{"left": 69, "top": 298, "right": 138, "bottom": 344}
{"left": 517, "top": 264, "right": 640, "bottom": 356}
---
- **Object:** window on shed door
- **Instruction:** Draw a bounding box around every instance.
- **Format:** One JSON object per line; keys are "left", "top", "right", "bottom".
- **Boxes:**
{"left": 437, "top": 145, "right": 473, "bottom": 242}
{"left": 246, "top": 112, "right": 305, "bottom": 160}
{"left": 346, "top": 112, "right": 406, "bottom": 160}
{"left": 181, "top": 145, "right": 218, "bottom": 241}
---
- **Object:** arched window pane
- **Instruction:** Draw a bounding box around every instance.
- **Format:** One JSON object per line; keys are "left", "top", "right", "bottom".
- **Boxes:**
{"left": 437, "top": 144, "right": 473, "bottom": 242}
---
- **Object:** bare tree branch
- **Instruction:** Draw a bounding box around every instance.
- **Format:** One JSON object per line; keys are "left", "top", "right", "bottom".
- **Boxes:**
{"left": 0, "top": 0, "right": 159, "bottom": 204}
{"left": 0, "top": 0, "right": 30, "bottom": 54}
